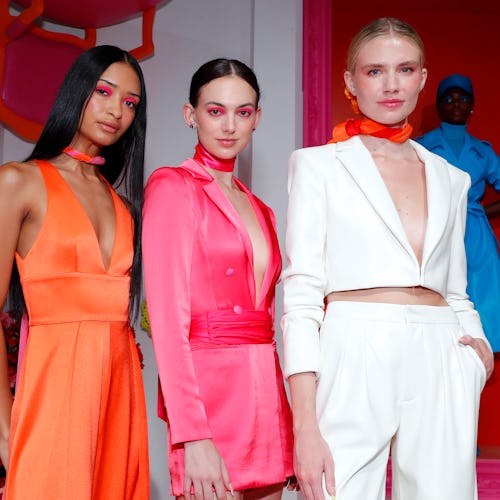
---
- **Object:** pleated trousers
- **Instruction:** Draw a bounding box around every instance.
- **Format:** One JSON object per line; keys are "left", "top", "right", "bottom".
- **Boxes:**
{"left": 317, "top": 301, "right": 486, "bottom": 500}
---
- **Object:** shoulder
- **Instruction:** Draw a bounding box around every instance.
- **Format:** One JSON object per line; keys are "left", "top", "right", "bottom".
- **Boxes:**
{"left": 468, "top": 134, "right": 496, "bottom": 154}
{"left": 0, "top": 161, "right": 42, "bottom": 193}
{"left": 413, "top": 127, "right": 441, "bottom": 146}
{"left": 145, "top": 164, "right": 194, "bottom": 197}
{"left": 288, "top": 143, "right": 341, "bottom": 180}
{"left": 144, "top": 163, "right": 203, "bottom": 215}
{"left": 290, "top": 143, "right": 338, "bottom": 163}
{"left": 0, "top": 161, "right": 44, "bottom": 222}
{"left": 146, "top": 164, "right": 189, "bottom": 185}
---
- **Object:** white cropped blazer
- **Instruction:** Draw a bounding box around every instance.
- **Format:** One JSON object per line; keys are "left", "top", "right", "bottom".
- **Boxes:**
{"left": 282, "top": 136, "right": 489, "bottom": 378}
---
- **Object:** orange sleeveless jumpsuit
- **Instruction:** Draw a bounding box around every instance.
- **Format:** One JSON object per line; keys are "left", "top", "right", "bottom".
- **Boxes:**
{"left": 5, "top": 160, "right": 149, "bottom": 499}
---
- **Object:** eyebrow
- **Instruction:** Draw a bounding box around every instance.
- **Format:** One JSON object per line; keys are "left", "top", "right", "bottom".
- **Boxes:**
{"left": 360, "top": 60, "right": 420, "bottom": 70}
{"left": 205, "top": 100, "right": 256, "bottom": 108}
{"left": 98, "top": 78, "right": 141, "bottom": 99}
{"left": 398, "top": 60, "right": 420, "bottom": 66}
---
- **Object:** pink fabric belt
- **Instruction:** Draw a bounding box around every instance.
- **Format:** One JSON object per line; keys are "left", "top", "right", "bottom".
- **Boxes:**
{"left": 189, "top": 309, "right": 274, "bottom": 346}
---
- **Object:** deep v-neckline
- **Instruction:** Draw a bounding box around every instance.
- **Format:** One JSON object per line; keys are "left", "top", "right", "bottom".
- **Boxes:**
{"left": 228, "top": 178, "right": 272, "bottom": 308}
{"left": 51, "top": 164, "right": 118, "bottom": 273}
{"left": 349, "top": 137, "right": 430, "bottom": 269}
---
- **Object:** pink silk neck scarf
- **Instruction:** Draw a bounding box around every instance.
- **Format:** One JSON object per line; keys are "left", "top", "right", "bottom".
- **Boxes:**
{"left": 193, "top": 143, "right": 235, "bottom": 172}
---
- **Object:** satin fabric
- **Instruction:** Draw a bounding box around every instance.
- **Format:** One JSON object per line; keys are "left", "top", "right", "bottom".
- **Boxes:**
{"left": 193, "top": 142, "right": 235, "bottom": 172}
{"left": 416, "top": 125, "right": 500, "bottom": 351}
{"left": 142, "top": 158, "right": 293, "bottom": 494}
{"left": 282, "top": 136, "right": 489, "bottom": 378}
{"left": 5, "top": 161, "right": 149, "bottom": 499}
{"left": 328, "top": 118, "right": 413, "bottom": 143}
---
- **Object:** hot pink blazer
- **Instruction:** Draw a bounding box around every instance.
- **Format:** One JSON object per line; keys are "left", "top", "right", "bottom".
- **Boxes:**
{"left": 142, "top": 158, "right": 282, "bottom": 445}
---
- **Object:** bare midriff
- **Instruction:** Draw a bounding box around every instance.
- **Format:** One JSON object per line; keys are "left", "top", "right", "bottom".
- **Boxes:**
{"left": 326, "top": 286, "right": 448, "bottom": 306}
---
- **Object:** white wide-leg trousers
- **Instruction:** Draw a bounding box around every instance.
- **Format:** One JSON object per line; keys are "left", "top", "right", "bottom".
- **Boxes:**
{"left": 317, "top": 301, "right": 486, "bottom": 500}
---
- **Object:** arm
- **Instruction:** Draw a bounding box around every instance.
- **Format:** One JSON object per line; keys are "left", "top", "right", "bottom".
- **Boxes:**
{"left": 282, "top": 149, "right": 334, "bottom": 497}
{"left": 282, "top": 149, "right": 327, "bottom": 377}
{"left": 142, "top": 168, "right": 211, "bottom": 443}
{"left": 142, "top": 169, "right": 231, "bottom": 498}
{"left": 0, "top": 323, "right": 12, "bottom": 468}
{"left": 0, "top": 163, "right": 33, "bottom": 467}
{"left": 445, "top": 174, "right": 494, "bottom": 378}
{"left": 484, "top": 146, "right": 500, "bottom": 220}
{"left": 288, "top": 373, "right": 335, "bottom": 499}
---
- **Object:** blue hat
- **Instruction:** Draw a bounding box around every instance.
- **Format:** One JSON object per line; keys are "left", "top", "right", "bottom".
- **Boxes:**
{"left": 436, "top": 74, "right": 474, "bottom": 105}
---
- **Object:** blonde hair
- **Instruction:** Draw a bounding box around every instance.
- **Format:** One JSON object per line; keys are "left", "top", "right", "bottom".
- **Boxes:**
{"left": 346, "top": 17, "right": 425, "bottom": 73}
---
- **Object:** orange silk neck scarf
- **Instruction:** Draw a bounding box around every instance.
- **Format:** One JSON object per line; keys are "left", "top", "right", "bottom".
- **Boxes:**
{"left": 328, "top": 119, "right": 413, "bottom": 144}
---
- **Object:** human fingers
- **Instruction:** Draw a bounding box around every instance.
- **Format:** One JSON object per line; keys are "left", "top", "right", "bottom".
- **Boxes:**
{"left": 220, "top": 460, "right": 233, "bottom": 496}
{"left": 194, "top": 480, "right": 207, "bottom": 500}
{"left": 296, "top": 479, "right": 315, "bottom": 500}
{"left": 473, "top": 338, "right": 494, "bottom": 379}
{"left": 183, "top": 478, "right": 194, "bottom": 500}
{"left": 212, "top": 476, "right": 228, "bottom": 500}
{"left": 201, "top": 479, "right": 217, "bottom": 500}
{"left": 460, "top": 336, "right": 494, "bottom": 379}
{"left": 286, "top": 476, "right": 299, "bottom": 491}
{"left": 323, "top": 450, "right": 336, "bottom": 497}
{"left": 458, "top": 334, "right": 473, "bottom": 346}
{"left": 296, "top": 470, "right": 325, "bottom": 500}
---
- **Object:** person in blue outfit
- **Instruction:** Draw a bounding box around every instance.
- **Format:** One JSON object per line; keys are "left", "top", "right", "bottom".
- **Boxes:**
{"left": 417, "top": 74, "right": 500, "bottom": 352}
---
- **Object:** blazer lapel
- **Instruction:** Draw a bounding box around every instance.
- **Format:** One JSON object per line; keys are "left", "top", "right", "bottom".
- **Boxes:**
{"left": 411, "top": 141, "right": 451, "bottom": 267}
{"left": 335, "top": 137, "right": 416, "bottom": 260}
{"left": 235, "top": 178, "right": 282, "bottom": 306}
{"left": 179, "top": 159, "right": 256, "bottom": 297}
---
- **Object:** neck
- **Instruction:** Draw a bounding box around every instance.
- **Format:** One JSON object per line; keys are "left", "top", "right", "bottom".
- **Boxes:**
{"left": 441, "top": 121, "right": 467, "bottom": 139}
{"left": 361, "top": 134, "right": 413, "bottom": 156}
{"left": 329, "top": 117, "right": 413, "bottom": 144}
{"left": 63, "top": 146, "right": 105, "bottom": 166}
{"left": 193, "top": 142, "right": 236, "bottom": 172}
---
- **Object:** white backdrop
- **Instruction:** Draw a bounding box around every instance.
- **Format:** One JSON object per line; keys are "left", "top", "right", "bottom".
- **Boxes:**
{"left": 0, "top": 1, "right": 302, "bottom": 498}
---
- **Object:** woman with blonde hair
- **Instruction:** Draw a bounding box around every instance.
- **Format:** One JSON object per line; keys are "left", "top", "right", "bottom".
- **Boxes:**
{"left": 283, "top": 17, "right": 493, "bottom": 500}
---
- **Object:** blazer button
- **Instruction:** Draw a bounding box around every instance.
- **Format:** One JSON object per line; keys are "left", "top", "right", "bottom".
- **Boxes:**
{"left": 233, "top": 305, "right": 242, "bottom": 314}
{"left": 225, "top": 267, "right": 235, "bottom": 276}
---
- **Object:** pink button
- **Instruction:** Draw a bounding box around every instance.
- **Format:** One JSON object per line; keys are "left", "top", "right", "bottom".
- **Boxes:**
{"left": 233, "top": 305, "right": 242, "bottom": 314}
{"left": 225, "top": 268, "right": 234, "bottom": 276}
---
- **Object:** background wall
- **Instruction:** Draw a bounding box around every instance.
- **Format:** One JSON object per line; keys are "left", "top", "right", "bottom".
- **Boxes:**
{"left": 0, "top": 1, "right": 302, "bottom": 498}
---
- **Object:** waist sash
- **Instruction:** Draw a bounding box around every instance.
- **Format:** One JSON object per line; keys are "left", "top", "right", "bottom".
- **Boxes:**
{"left": 21, "top": 273, "right": 130, "bottom": 325}
{"left": 189, "top": 309, "right": 274, "bottom": 346}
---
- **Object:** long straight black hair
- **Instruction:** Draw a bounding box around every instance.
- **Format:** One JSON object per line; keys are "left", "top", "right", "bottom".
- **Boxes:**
{"left": 10, "top": 45, "right": 147, "bottom": 322}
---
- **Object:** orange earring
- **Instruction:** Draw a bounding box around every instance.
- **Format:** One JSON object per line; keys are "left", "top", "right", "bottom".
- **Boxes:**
{"left": 344, "top": 87, "right": 360, "bottom": 115}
